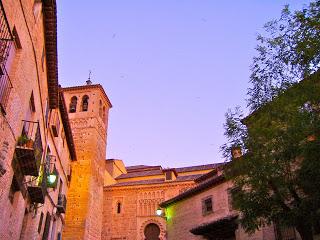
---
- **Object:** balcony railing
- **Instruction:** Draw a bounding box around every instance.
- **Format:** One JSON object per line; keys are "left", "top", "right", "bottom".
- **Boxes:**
{"left": 15, "top": 120, "right": 43, "bottom": 176}
{"left": 26, "top": 172, "right": 47, "bottom": 204}
{"left": 57, "top": 193, "right": 67, "bottom": 213}
{"left": 0, "top": 65, "right": 12, "bottom": 113}
{"left": 0, "top": 0, "right": 13, "bottom": 66}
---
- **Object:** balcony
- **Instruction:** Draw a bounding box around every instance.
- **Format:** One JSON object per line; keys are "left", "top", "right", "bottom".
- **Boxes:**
{"left": 0, "top": 1, "right": 13, "bottom": 66}
{"left": 15, "top": 120, "right": 43, "bottom": 176}
{"left": 56, "top": 193, "right": 67, "bottom": 213}
{"left": 0, "top": 65, "right": 12, "bottom": 114}
{"left": 26, "top": 173, "right": 47, "bottom": 204}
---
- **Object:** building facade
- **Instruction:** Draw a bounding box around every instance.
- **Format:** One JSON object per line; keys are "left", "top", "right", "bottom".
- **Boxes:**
{"left": 0, "top": 1, "right": 76, "bottom": 239}
{"left": 102, "top": 161, "right": 222, "bottom": 240}
{"left": 160, "top": 169, "right": 280, "bottom": 240}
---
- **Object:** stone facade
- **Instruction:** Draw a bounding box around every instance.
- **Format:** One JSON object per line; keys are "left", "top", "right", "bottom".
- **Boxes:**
{"left": 159, "top": 171, "right": 300, "bottom": 240}
{"left": 0, "top": 1, "right": 76, "bottom": 239}
{"left": 102, "top": 163, "right": 220, "bottom": 240}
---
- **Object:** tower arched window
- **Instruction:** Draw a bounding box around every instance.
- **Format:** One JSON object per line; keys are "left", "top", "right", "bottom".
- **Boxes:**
{"left": 103, "top": 106, "right": 106, "bottom": 123}
{"left": 117, "top": 202, "right": 121, "bottom": 214}
{"left": 69, "top": 96, "right": 77, "bottom": 113}
{"left": 81, "top": 95, "right": 89, "bottom": 111}
{"left": 99, "top": 100, "right": 103, "bottom": 118}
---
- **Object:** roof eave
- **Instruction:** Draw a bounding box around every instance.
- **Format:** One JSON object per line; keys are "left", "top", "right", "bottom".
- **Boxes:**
{"left": 43, "top": 0, "right": 59, "bottom": 109}
{"left": 59, "top": 91, "right": 77, "bottom": 161}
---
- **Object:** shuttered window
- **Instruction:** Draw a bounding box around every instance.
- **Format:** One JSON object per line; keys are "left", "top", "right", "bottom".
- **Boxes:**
{"left": 42, "top": 212, "right": 51, "bottom": 240}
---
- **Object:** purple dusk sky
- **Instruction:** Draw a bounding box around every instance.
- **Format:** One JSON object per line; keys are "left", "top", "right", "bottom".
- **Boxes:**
{"left": 57, "top": 1, "right": 312, "bottom": 168}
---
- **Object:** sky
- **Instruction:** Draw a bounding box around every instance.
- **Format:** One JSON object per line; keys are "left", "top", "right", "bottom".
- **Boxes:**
{"left": 57, "top": 0, "right": 312, "bottom": 168}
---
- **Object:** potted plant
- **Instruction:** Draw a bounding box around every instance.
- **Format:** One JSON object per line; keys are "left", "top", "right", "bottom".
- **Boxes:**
{"left": 26, "top": 138, "right": 34, "bottom": 148}
{"left": 17, "top": 135, "right": 28, "bottom": 146}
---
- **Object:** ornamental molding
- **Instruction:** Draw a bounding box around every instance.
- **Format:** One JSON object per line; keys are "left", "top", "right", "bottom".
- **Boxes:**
{"left": 104, "top": 182, "right": 195, "bottom": 191}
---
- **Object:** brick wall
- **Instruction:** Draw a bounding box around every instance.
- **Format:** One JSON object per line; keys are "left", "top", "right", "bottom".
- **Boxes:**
{"left": 103, "top": 182, "right": 194, "bottom": 240}
{"left": 63, "top": 87, "right": 111, "bottom": 240}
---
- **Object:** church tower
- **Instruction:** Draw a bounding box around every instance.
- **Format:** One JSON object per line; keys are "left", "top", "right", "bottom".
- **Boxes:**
{"left": 62, "top": 81, "right": 112, "bottom": 240}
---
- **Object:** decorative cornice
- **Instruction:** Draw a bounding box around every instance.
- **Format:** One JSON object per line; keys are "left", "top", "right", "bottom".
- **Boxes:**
{"left": 104, "top": 182, "right": 194, "bottom": 192}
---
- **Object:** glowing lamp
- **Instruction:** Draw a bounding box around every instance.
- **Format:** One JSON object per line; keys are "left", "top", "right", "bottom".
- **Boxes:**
{"left": 47, "top": 168, "right": 58, "bottom": 188}
{"left": 156, "top": 208, "right": 163, "bottom": 216}
{"left": 48, "top": 174, "right": 57, "bottom": 184}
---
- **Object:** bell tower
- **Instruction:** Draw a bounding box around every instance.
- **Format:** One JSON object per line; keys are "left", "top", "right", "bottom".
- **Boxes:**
{"left": 62, "top": 82, "right": 112, "bottom": 240}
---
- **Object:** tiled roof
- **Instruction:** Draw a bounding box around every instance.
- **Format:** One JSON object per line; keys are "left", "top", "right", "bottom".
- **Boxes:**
{"left": 116, "top": 163, "right": 222, "bottom": 180}
{"left": 160, "top": 175, "right": 225, "bottom": 207}
{"left": 108, "top": 174, "right": 202, "bottom": 187}
{"left": 126, "top": 165, "right": 162, "bottom": 173}
{"left": 115, "top": 169, "right": 163, "bottom": 179}
{"left": 175, "top": 163, "right": 224, "bottom": 173}
{"left": 62, "top": 84, "right": 112, "bottom": 108}
{"left": 43, "top": 0, "right": 58, "bottom": 109}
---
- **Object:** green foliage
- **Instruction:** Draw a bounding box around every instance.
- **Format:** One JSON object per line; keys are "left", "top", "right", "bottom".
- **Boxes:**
{"left": 222, "top": 1, "right": 320, "bottom": 239}
{"left": 224, "top": 78, "right": 320, "bottom": 236}
{"left": 248, "top": 1, "right": 320, "bottom": 112}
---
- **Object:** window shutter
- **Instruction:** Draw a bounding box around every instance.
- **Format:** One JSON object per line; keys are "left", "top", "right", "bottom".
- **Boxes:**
{"left": 38, "top": 212, "right": 44, "bottom": 233}
{"left": 202, "top": 200, "right": 206, "bottom": 215}
{"left": 42, "top": 212, "right": 51, "bottom": 240}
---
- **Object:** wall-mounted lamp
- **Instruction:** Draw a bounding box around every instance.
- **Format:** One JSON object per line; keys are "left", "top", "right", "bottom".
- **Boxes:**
{"left": 156, "top": 207, "right": 166, "bottom": 219}
{"left": 47, "top": 168, "right": 58, "bottom": 188}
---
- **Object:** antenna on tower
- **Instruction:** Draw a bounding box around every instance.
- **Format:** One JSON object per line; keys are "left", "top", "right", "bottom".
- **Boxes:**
{"left": 86, "top": 70, "right": 92, "bottom": 85}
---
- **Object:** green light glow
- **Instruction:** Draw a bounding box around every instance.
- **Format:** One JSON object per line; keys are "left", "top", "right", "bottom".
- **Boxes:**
{"left": 47, "top": 174, "right": 57, "bottom": 184}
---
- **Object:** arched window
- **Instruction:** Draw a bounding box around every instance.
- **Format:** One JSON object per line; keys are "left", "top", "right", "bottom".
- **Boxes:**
{"left": 99, "top": 100, "right": 103, "bottom": 118}
{"left": 69, "top": 96, "right": 77, "bottom": 113}
{"left": 103, "top": 106, "right": 106, "bottom": 123}
{"left": 81, "top": 95, "right": 89, "bottom": 111}
{"left": 117, "top": 202, "right": 121, "bottom": 214}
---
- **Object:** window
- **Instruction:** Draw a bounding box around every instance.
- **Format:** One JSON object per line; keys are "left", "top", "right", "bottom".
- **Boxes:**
{"left": 202, "top": 196, "right": 213, "bottom": 216}
{"left": 9, "top": 174, "right": 20, "bottom": 204}
{"left": 45, "top": 100, "right": 49, "bottom": 128}
{"left": 38, "top": 212, "right": 44, "bottom": 233}
{"left": 81, "top": 95, "right": 89, "bottom": 111}
{"left": 99, "top": 100, "right": 103, "bottom": 118}
{"left": 165, "top": 171, "right": 172, "bottom": 181}
{"left": 42, "top": 212, "right": 51, "bottom": 240}
{"left": 69, "top": 96, "right": 77, "bottom": 113}
{"left": 12, "top": 27, "right": 22, "bottom": 49}
{"left": 33, "top": 0, "right": 42, "bottom": 21}
{"left": 41, "top": 47, "right": 45, "bottom": 72}
{"left": 103, "top": 106, "right": 106, "bottom": 123}
{"left": 29, "top": 92, "right": 36, "bottom": 112}
{"left": 117, "top": 202, "right": 121, "bottom": 214}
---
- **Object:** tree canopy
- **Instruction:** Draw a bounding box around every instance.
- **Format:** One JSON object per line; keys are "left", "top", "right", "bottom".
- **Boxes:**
{"left": 222, "top": 2, "right": 320, "bottom": 240}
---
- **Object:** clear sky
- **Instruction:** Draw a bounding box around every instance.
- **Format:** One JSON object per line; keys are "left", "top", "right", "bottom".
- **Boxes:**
{"left": 57, "top": 1, "right": 312, "bottom": 168}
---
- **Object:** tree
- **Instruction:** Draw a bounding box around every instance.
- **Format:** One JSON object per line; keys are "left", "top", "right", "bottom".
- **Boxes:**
{"left": 221, "top": 2, "right": 320, "bottom": 240}
{"left": 248, "top": 1, "right": 320, "bottom": 112}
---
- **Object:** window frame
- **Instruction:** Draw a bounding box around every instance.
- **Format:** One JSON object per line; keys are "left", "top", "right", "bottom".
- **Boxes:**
{"left": 202, "top": 195, "right": 213, "bottom": 216}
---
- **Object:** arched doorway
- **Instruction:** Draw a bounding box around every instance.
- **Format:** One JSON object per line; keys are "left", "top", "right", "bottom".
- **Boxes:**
{"left": 144, "top": 223, "right": 160, "bottom": 240}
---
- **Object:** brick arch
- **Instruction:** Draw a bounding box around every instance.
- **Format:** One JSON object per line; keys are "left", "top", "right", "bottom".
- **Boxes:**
{"left": 140, "top": 218, "right": 166, "bottom": 240}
